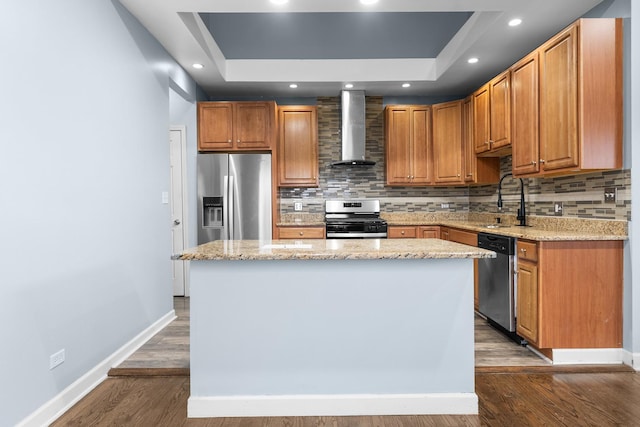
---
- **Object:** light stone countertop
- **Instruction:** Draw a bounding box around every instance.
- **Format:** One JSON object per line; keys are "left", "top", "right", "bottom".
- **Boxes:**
{"left": 175, "top": 238, "right": 496, "bottom": 261}
{"left": 383, "top": 212, "right": 627, "bottom": 241}
{"left": 276, "top": 212, "right": 628, "bottom": 241}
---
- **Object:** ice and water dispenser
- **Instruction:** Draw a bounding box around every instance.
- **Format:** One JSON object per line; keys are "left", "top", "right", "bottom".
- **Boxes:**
{"left": 202, "top": 196, "right": 223, "bottom": 227}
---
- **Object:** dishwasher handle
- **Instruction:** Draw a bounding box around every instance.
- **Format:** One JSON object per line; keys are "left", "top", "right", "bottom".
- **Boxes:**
{"left": 477, "top": 232, "right": 515, "bottom": 255}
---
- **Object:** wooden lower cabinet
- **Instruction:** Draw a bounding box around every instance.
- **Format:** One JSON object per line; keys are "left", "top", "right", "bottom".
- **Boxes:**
{"left": 388, "top": 225, "right": 441, "bottom": 239}
{"left": 516, "top": 239, "right": 622, "bottom": 354}
{"left": 388, "top": 226, "right": 418, "bottom": 238}
{"left": 418, "top": 226, "right": 440, "bottom": 238}
{"left": 441, "top": 227, "right": 480, "bottom": 310}
{"left": 516, "top": 240, "right": 540, "bottom": 343}
{"left": 445, "top": 228, "right": 478, "bottom": 246}
{"left": 277, "top": 226, "right": 324, "bottom": 239}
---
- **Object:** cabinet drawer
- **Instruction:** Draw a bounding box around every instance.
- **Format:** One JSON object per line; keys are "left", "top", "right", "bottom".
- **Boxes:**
{"left": 278, "top": 227, "right": 324, "bottom": 239}
{"left": 517, "top": 240, "right": 538, "bottom": 262}
{"left": 388, "top": 226, "right": 417, "bottom": 238}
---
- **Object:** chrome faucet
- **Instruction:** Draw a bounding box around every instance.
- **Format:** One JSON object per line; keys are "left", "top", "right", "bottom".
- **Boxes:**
{"left": 497, "top": 173, "right": 527, "bottom": 226}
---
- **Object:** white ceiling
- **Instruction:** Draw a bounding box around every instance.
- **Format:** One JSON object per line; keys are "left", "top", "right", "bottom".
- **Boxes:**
{"left": 118, "top": 0, "right": 604, "bottom": 98}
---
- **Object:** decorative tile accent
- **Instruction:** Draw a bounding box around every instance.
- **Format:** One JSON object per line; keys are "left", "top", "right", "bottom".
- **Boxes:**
{"left": 469, "top": 157, "right": 631, "bottom": 221}
{"left": 279, "top": 97, "right": 631, "bottom": 222}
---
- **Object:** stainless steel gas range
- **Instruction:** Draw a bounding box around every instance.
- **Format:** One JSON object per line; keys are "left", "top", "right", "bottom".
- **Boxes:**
{"left": 324, "top": 199, "right": 388, "bottom": 239}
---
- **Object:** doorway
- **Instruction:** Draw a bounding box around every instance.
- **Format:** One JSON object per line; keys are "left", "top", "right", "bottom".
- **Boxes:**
{"left": 170, "top": 126, "right": 189, "bottom": 296}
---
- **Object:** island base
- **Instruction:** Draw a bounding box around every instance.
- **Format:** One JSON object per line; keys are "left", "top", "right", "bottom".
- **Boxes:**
{"left": 189, "top": 258, "right": 478, "bottom": 417}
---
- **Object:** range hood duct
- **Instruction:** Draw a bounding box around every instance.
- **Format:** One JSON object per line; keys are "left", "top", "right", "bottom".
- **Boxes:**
{"left": 331, "top": 90, "right": 375, "bottom": 166}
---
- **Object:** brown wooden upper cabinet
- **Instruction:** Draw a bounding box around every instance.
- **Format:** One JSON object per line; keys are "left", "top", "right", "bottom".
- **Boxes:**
{"left": 197, "top": 101, "right": 276, "bottom": 151}
{"left": 277, "top": 106, "right": 319, "bottom": 187}
{"left": 432, "top": 100, "right": 464, "bottom": 184}
{"left": 463, "top": 96, "right": 500, "bottom": 184}
{"left": 473, "top": 70, "right": 511, "bottom": 156}
{"left": 385, "top": 105, "right": 432, "bottom": 186}
{"left": 511, "top": 51, "right": 540, "bottom": 176}
{"left": 512, "top": 18, "right": 623, "bottom": 177}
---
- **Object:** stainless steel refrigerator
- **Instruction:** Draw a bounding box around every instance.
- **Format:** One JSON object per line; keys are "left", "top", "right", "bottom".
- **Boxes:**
{"left": 197, "top": 153, "right": 272, "bottom": 244}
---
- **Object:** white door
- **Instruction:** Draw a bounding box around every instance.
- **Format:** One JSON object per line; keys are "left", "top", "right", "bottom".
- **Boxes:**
{"left": 170, "top": 126, "right": 188, "bottom": 296}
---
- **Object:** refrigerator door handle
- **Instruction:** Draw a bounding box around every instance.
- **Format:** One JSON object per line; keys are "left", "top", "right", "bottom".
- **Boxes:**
{"left": 223, "top": 175, "right": 230, "bottom": 240}
{"left": 228, "top": 175, "right": 235, "bottom": 240}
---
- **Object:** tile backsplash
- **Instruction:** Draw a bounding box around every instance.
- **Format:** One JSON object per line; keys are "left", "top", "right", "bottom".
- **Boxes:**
{"left": 279, "top": 96, "right": 631, "bottom": 221}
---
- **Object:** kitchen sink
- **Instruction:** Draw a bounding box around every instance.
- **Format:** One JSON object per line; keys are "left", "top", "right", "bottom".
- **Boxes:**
{"left": 482, "top": 224, "right": 511, "bottom": 229}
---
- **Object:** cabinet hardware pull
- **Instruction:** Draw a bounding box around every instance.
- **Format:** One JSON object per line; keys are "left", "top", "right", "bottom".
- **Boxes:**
{"left": 531, "top": 161, "right": 537, "bottom": 165}
{"left": 539, "top": 159, "right": 545, "bottom": 164}
{"left": 228, "top": 139, "right": 232, "bottom": 143}
{"left": 299, "top": 232, "right": 304, "bottom": 236}
{"left": 401, "top": 231, "right": 405, "bottom": 235}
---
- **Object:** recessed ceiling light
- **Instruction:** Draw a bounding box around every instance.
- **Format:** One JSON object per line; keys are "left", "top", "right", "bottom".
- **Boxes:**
{"left": 468, "top": 57, "right": 479, "bottom": 64}
{"left": 402, "top": 83, "right": 411, "bottom": 88}
{"left": 270, "top": 0, "right": 288, "bottom": 5}
{"left": 345, "top": 83, "right": 354, "bottom": 89}
{"left": 360, "top": 0, "right": 379, "bottom": 4}
{"left": 508, "top": 18, "right": 522, "bottom": 27}
{"left": 192, "top": 63, "right": 204, "bottom": 69}
{"left": 289, "top": 83, "right": 298, "bottom": 89}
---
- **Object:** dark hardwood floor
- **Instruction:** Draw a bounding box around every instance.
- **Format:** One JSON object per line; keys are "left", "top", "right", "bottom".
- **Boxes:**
{"left": 53, "top": 371, "right": 640, "bottom": 426}
{"left": 109, "top": 297, "right": 550, "bottom": 375}
{"left": 53, "top": 297, "right": 639, "bottom": 426}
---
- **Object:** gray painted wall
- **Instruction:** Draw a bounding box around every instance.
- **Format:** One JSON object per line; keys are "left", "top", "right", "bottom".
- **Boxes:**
{"left": 0, "top": 1, "right": 198, "bottom": 425}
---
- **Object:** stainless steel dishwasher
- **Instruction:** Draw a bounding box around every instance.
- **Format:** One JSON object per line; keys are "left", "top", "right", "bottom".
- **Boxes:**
{"left": 477, "top": 232, "right": 517, "bottom": 333}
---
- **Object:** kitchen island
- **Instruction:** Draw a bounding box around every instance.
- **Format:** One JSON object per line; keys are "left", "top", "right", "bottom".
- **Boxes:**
{"left": 175, "top": 239, "right": 495, "bottom": 418}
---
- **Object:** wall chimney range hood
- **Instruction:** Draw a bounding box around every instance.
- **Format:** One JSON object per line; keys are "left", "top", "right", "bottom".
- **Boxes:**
{"left": 331, "top": 90, "right": 375, "bottom": 167}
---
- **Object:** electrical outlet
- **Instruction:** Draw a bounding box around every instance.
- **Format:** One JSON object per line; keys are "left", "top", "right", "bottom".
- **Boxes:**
{"left": 554, "top": 202, "right": 563, "bottom": 216}
{"left": 294, "top": 202, "right": 303, "bottom": 211}
{"left": 49, "top": 349, "right": 65, "bottom": 370}
{"left": 604, "top": 187, "right": 617, "bottom": 204}
{"left": 441, "top": 203, "right": 450, "bottom": 209}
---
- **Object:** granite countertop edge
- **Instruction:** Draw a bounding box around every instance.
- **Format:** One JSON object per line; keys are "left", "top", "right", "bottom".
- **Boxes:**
{"left": 174, "top": 239, "right": 496, "bottom": 261}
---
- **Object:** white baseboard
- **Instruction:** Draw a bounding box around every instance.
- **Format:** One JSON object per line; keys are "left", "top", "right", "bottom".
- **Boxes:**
{"left": 17, "top": 310, "right": 176, "bottom": 427}
{"left": 551, "top": 348, "right": 625, "bottom": 365}
{"left": 621, "top": 349, "right": 640, "bottom": 370}
{"left": 187, "top": 393, "right": 478, "bottom": 418}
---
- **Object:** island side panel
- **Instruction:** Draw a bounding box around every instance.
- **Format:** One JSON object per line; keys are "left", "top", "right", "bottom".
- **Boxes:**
{"left": 189, "top": 258, "right": 476, "bottom": 416}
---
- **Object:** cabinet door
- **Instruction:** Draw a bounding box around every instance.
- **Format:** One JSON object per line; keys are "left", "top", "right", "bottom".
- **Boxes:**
{"left": 432, "top": 100, "right": 463, "bottom": 184}
{"left": 440, "top": 227, "right": 450, "bottom": 241}
{"left": 511, "top": 52, "right": 540, "bottom": 176}
{"left": 198, "top": 103, "right": 234, "bottom": 150}
{"left": 516, "top": 260, "right": 539, "bottom": 344}
{"left": 472, "top": 84, "right": 490, "bottom": 154}
{"left": 278, "top": 107, "right": 318, "bottom": 187}
{"left": 234, "top": 102, "right": 273, "bottom": 149}
{"left": 418, "top": 226, "right": 439, "bottom": 238}
{"left": 447, "top": 228, "right": 477, "bottom": 246}
{"left": 539, "top": 25, "right": 579, "bottom": 172}
{"left": 462, "top": 97, "right": 476, "bottom": 182}
{"left": 385, "top": 106, "right": 412, "bottom": 185}
{"left": 410, "top": 106, "right": 432, "bottom": 184}
{"left": 489, "top": 70, "right": 511, "bottom": 151}
{"left": 463, "top": 96, "right": 499, "bottom": 184}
